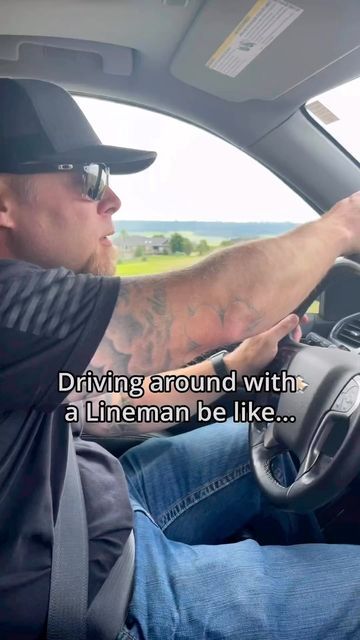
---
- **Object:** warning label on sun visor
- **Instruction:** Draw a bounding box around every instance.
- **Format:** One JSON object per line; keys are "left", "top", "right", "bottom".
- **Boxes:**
{"left": 206, "top": 0, "right": 303, "bottom": 78}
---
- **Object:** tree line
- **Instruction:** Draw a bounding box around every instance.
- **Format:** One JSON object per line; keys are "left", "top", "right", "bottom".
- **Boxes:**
{"left": 169, "top": 233, "right": 210, "bottom": 256}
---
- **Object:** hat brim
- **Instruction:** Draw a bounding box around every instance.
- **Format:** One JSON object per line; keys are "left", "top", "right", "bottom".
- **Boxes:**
{"left": 41, "top": 144, "right": 157, "bottom": 175}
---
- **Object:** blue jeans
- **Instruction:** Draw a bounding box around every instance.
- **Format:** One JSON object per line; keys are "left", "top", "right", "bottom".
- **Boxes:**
{"left": 118, "top": 420, "right": 360, "bottom": 639}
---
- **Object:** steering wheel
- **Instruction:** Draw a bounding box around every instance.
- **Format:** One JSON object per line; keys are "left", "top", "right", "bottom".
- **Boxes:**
{"left": 250, "top": 270, "right": 360, "bottom": 513}
{"left": 250, "top": 339, "right": 360, "bottom": 512}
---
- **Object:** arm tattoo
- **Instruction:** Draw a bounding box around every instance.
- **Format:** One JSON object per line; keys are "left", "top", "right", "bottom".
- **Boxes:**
{"left": 67, "top": 260, "right": 264, "bottom": 404}
{"left": 148, "top": 285, "right": 167, "bottom": 315}
{"left": 183, "top": 296, "right": 264, "bottom": 353}
{"left": 83, "top": 280, "right": 175, "bottom": 397}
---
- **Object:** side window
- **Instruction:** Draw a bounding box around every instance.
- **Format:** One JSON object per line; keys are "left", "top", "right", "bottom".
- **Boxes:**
{"left": 75, "top": 96, "right": 319, "bottom": 312}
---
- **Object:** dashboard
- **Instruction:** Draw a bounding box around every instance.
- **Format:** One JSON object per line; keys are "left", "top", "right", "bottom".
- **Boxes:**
{"left": 301, "top": 258, "right": 360, "bottom": 353}
{"left": 313, "top": 258, "right": 360, "bottom": 320}
{"left": 303, "top": 319, "right": 360, "bottom": 352}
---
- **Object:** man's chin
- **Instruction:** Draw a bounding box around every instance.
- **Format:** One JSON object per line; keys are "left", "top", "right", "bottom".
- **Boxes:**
{"left": 81, "top": 244, "right": 119, "bottom": 277}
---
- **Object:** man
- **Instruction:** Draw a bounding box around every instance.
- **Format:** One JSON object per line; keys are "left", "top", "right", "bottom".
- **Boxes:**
{"left": 1, "top": 78, "right": 360, "bottom": 640}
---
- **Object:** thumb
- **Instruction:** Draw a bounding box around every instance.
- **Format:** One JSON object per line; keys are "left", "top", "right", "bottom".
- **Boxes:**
{"left": 266, "top": 314, "right": 299, "bottom": 342}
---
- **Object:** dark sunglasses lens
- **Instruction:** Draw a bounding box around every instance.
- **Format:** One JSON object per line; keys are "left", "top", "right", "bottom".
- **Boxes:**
{"left": 83, "top": 164, "right": 109, "bottom": 200}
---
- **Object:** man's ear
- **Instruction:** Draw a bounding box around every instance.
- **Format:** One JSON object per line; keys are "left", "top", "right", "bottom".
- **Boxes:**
{"left": 0, "top": 208, "right": 15, "bottom": 230}
{"left": 0, "top": 180, "right": 16, "bottom": 230}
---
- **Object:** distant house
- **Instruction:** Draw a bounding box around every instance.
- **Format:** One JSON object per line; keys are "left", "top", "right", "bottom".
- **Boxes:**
{"left": 147, "top": 236, "right": 169, "bottom": 255}
{"left": 115, "top": 234, "right": 169, "bottom": 258}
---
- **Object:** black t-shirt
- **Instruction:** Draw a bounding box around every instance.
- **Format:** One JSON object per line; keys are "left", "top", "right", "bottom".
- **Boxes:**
{"left": 0, "top": 259, "right": 134, "bottom": 640}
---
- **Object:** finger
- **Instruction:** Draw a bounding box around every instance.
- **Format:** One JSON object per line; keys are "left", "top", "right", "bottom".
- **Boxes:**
{"left": 290, "top": 313, "right": 308, "bottom": 342}
{"left": 266, "top": 314, "right": 299, "bottom": 342}
{"left": 291, "top": 323, "right": 302, "bottom": 342}
{"left": 291, "top": 313, "right": 310, "bottom": 342}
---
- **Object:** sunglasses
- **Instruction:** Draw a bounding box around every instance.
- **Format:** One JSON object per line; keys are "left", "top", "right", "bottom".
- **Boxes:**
{"left": 10, "top": 162, "right": 110, "bottom": 202}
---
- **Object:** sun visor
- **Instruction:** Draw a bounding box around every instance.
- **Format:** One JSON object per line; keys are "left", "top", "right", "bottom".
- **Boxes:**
{"left": 170, "top": 0, "right": 360, "bottom": 102}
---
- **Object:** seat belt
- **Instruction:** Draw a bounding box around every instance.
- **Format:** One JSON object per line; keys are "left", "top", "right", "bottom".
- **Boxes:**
{"left": 86, "top": 530, "right": 135, "bottom": 640}
{"left": 47, "top": 425, "right": 89, "bottom": 640}
{"left": 47, "top": 424, "right": 135, "bottom": 640}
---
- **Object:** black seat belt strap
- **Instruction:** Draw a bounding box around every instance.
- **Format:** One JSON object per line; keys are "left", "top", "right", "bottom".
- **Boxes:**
{"left": 47, "top": 424, "right": 88, "bottom": 640}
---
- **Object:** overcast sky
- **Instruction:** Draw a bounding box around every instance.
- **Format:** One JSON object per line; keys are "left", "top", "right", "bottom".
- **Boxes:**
{"left": 75, "top": 76, "right": 358, "bottom": 224}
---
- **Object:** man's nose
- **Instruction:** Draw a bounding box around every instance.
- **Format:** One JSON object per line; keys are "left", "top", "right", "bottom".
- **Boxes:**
{"left": 98, "top": 186, "right": 121, "bottom": 216}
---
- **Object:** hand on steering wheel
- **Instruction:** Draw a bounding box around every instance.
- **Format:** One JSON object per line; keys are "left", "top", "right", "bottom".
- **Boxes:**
{"left": 223, "top": 314, "right": 301, "bottom": 378}
{"left": 227, "top": 264, "right": 360, "bottom": 514}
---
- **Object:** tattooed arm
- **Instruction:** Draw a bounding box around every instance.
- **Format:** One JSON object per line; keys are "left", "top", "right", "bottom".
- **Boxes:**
{"left": 63, "top": 209, "right": 352, "bottom": 409}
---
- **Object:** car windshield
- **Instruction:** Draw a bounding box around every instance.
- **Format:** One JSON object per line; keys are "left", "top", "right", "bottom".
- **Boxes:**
{"left": 306, "top": 76, "right": 360, "bottom": 162}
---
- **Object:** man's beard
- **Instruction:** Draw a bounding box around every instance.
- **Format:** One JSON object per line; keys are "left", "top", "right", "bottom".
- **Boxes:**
{"left": 80, "top": 243, "right": 120, "bottom": 276}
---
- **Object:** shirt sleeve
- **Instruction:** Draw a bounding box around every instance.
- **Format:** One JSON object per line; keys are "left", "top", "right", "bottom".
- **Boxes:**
{"left": 0, "top": 260, "right": 120, "bottom": 411}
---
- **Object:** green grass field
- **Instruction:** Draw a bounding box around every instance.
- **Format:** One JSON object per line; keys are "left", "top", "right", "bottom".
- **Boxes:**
{"left": 116, "top": 254, "right": 202, "bottom": 276}
{"left": 116, "top": 255, "right": 320, "bottom": 314}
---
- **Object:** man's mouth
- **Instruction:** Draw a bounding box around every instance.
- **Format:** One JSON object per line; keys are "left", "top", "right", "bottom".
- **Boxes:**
{"left": 100, "top": 231, "right": 114, "bottom": 247}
